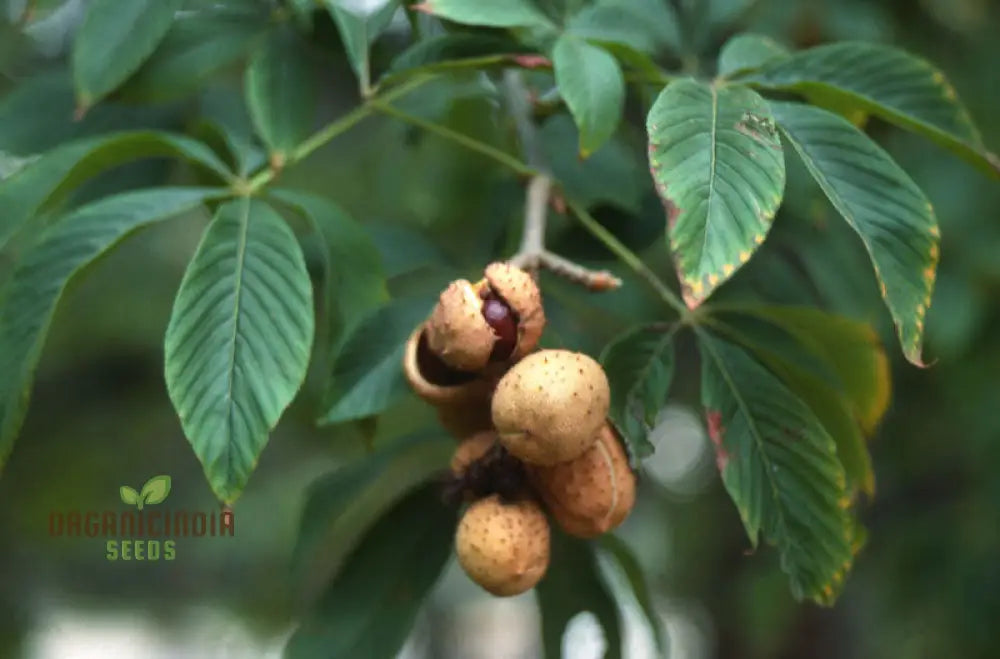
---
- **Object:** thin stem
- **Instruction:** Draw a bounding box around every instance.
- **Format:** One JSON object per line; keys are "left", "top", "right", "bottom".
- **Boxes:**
{"left": 370, "top": 101, "right": 537, "bottom": 177}
{"left": 244, "top": 75, "right": 433, "bottom": 194}
{"left": 375, "top": 94, "right": 682, "bottom": 309}
{"left": 508, "top": 175, "right": 622, "bottom": 290}
{"left": 510, "top": 174, "right": 551, "bottom": 266}
{"left": 565, "top": 199, "right": 690, "bottom": 318}
{"left": 502, "top": 72, "right": 622, "bottom": 291}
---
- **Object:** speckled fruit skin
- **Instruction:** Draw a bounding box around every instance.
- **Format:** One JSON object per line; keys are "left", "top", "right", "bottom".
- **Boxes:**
{"left": 455, "top": 494, "right": 550, "bottom": 596}
{"left": 483, "top": 262, "right": 546, "bottom": 359}
{"left": 426, "top": 279, "right": 496, "bottom": 371}
{"left": 492, "top": 350, "right": 610, "bottom": 465}
{"left": 529, "top": 423, "right": 636, "bottom": 538}
{"left": 450, "top": 431, "right": 497, "bottom": 477}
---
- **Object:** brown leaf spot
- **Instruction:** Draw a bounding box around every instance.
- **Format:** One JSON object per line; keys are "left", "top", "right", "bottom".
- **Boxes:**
{"left": 662, "top": 196, "right": 682, "bottom": 231}
{"left": 706, "top": 410, "right": 729, "bottom": 471}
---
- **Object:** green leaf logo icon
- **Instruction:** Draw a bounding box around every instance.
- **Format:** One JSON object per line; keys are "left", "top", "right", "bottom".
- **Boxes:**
{"left": 119, "top": 475, "right": 171, "bottom": 510}
{"left": 120, "top": 486, "right": 140, "bottom": 506}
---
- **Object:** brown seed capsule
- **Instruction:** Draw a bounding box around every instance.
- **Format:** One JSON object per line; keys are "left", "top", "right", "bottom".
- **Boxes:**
{"left": 403, "top": 325, "right": 491, "bottom": 405}
{"left": 484, "top": 262, "right": 545, "bottom": 360}
{"left": 492, "top": 349, "right": 610, "bottom": 465}
{"left": 529, "top": 423, "right": 636, "bottom": 538}
{"left": 425, "top": 263, "right": 545, "bottom": 371}
{"left": 455, "top": 494, "right": 550, "bottom": 597}
{"left": 426, "top": 280, "right": 497, "bottom": 371}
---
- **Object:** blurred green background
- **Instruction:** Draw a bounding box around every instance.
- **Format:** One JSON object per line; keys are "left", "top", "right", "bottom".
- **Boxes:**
{"left": 1, "top": 0, "right": 999, "bottom": 657}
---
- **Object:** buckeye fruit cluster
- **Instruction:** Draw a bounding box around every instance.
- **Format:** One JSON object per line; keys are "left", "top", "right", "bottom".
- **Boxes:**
{"left": 403, "top": 262, "right": 636, "bottom": 597}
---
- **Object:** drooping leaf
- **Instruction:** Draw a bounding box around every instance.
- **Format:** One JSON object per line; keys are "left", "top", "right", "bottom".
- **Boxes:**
{"left": 647, "top": 79, "right": 786, "bottom": 306}
{"left": 770, "top": 100, "right": 938, "bottom": 365}
{"left": 323, "top": 0, "right": 401, "bottom": 94}
{"left": 600, "top": 325, "right": 676, "bottom": 461}
{"left": 0, "top": 188, "right": 221, "bottom": 470}
{"left": 245, "top": 26, "right": 319, "bottom": 163}
{"left": 121, "top": 4, "right": 267, "bottom": 103}
{"left": 717, "top": 33, "right": 789, "bottom": 78}
{"left": 318, "top": 295, "right": 434, "bottom": 424}
{"left": 380, "top": 33, "right": 530, "bottom": 88}
{"left": 552, "top": 35, "right": 624, "bottom": 157}
{"left": 597, "top": 535, "right": 666, "bottom": 654}
{"left": 742, "top": 42, "right": 999, "bottom": 179}
{"left": 71, "top": 0, "right": 185, "bottom": 108}
{"left": 292, "top": 432, "right": 452, "bottom": 604}
{"left": 415, "top": 0, "right": 554, "bottom": 28}
{"left": 536, "top": 530, "right": 623, "bottom": 659}
{"left": 698, "top": 332, "right": 855, "bottom": 605}
{"left": 119, "top": 486, "right": 140, "bottom": 506}
{"left": 164, "top": 198, "right": 315, "bottom": 503}
{"left": 0, "top": 131, "right": 233, "bottom": 252}
{"left": 286, "top": 482, "right": 455, "bottom": 659}
{"left": 140, "top": 475, "right": 172, "bottom": 505}
{"left": 269, "top": 189, "right": 389, "bottom": 354}
{"left": 728, "top": 305, "right": 891, "bottom": 433}
{"left": 709, "top": 310, "right": 879, "bottom": 496}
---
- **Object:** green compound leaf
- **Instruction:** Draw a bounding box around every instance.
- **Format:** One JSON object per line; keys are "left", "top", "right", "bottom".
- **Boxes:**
{"left": 698, "top": 332, "right": 856, "bottom": 605}
{"left": 770, "top": 100, "right": 939, "bottom": 365}
{"left": 0, "top": 188, "right": 221, "bottom": 471}
{"left": 140, "top": 474, "right": 172, "bottom": 506}
{"left": 647, "top": 79, "right": 786, "bottom": 307}
{"left": 600, "top": 324, "right": 676, "bottom": 461}
{"left": 710, "top": 306, "right": 890, "bottom": 497}
{"left": 552, "top": 35, "right": 625, "bottom": 157}
{"left": 164, "top": 198, "right": 314, "bottom": 503}
{"left": 71, "top": 0, "right": 184, "bottom": 109}
{"left": 742, "top": 41, "right": 999, "bottom": 179}
{"left": 729, "top": 305, "right": 892, "bottom": 435}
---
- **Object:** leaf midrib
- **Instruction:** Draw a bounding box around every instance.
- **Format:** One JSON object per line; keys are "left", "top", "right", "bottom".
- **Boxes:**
{"left": 224, "top": 197, "right": 252, "bottom": 488}
{"left": 698, "top": 85, "right": 720, "bottom": 276}
{"left": 697, "top": 331, "right": 786, "bottom": 542}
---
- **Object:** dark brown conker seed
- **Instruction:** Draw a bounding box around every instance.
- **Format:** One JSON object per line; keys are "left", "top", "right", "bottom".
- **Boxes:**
{"left": 483, "top": 294, "right": 518, "bottom": 361}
